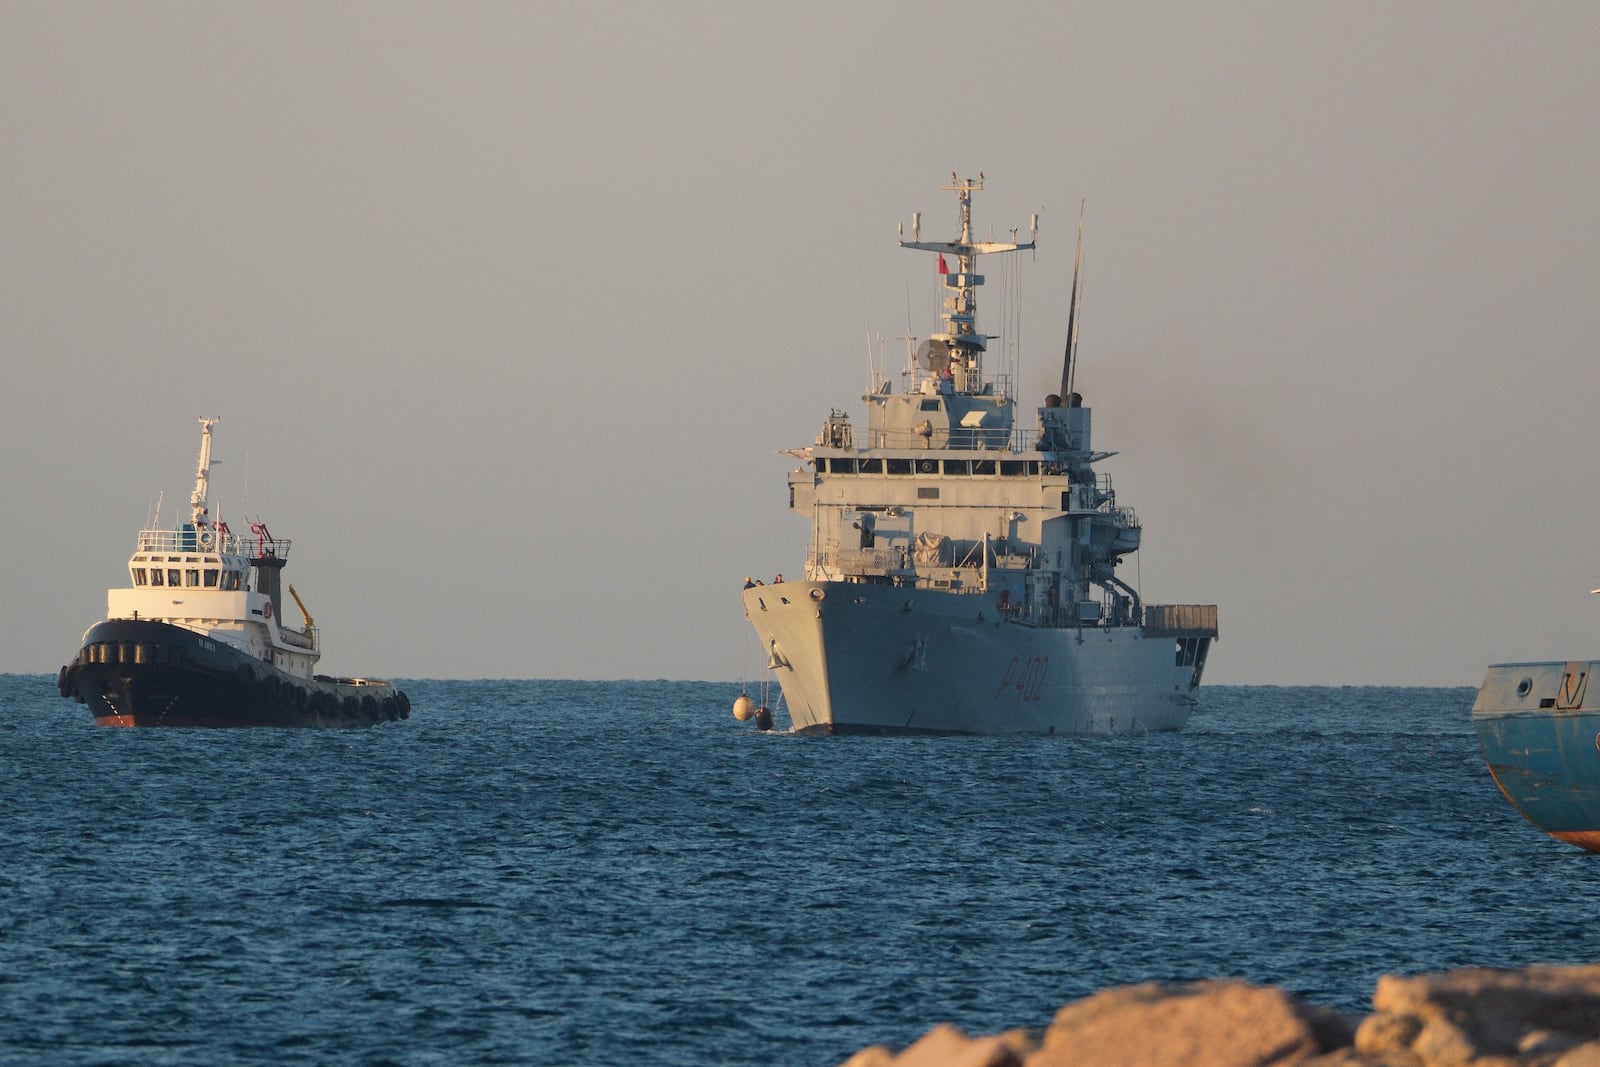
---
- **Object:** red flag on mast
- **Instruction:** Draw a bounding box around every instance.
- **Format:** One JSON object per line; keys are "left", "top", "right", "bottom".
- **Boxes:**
{"left": 937, "top": 254, "right": 948, "bottom": 275}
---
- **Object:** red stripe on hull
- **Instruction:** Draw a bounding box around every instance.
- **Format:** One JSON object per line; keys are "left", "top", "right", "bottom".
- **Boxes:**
{"left": 1549, "top": 830, "right": 1600, "bottom": 853}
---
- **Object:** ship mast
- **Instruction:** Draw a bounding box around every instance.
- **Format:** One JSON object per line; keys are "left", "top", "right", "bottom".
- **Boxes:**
{"left": 190, "top": 416, "right": 220, "bottom": 528}
{"left": 897, "top": 173, "right": 1037, "bottom": 386}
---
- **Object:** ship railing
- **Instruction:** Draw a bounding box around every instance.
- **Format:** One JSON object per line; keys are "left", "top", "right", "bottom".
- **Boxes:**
{"left": 815, "top": 547, "right": 1038, "bottom": 589}
{"left": 135, "top": 526, "right": 291, "bottom": 559}
{"left": 136, "top": 527, "right": 246, "bottom": 556}
{"left": 865, "top": 425, "right": 1022, "bottom": 451}
{"left": 1143, "top": 604, "right": 1220, "bottom": 638}
{"left": 827, "top": 547, "right": 908, "bottom": 577}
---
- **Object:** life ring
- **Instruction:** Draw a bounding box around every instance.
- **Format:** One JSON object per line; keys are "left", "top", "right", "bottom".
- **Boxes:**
{"left": 197, "top": 529, "right": 217, "bottom": 551}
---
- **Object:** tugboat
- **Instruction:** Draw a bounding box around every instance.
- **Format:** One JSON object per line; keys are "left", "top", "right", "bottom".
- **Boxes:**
{"left": 58, "top": 417, "right": 411, "bottom": 728}
{"left": 738, "top": 175, "right": 1218, "bottom": 735}
{"left": 1474, "top": 639, "right": 1600, "bottom": 851}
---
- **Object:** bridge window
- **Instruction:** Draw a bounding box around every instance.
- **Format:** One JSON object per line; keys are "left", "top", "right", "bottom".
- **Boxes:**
{"left": 887, "top": 459, "right": 912, "bottom": 475}
{"left": 859, "top": 458, "right": 882, "bottom": 474}
{"left": 204, "top": 569, "right": 219, "bottom": 588}
{"left": 167, "top": 569, "right": 181, "bottom": 586}
{"left": 920, "top": 399, "right": 941, "bottom": 411}
{"left": 133, "top": 568, "right": 148, "bottom": 586}
{"left": 150, "top": 570, "right": 165, "bottom": 587}
{"left": 972, "top": 459, "right": 996, "bottom": 475}
{"left": 943, "top": 460, "right": 970, "bottom": 475}
{"left": 186, "top": 569, "right": 200, "bottom": 587}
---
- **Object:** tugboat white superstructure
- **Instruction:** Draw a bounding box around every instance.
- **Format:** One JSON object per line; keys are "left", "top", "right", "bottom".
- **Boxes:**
{"left": 58, "top": 417, "right": 410, "bottom": 728}
{"left": 740, "top": 176, "right": 1217, "bottom": 735}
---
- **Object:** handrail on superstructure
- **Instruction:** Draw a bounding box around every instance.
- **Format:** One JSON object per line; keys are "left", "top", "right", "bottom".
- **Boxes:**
{"left": 135, "top": 526, "right": 292, "bottom": 560}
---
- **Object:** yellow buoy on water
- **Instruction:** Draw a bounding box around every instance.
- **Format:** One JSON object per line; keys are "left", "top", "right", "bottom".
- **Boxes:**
{"left": 733, "top": 693, "right": 754, "bottom": 721}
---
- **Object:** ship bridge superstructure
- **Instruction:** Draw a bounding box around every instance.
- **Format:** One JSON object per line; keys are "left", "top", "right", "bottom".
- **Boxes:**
{"left": 784, "top": 177, "right": 1215, "bottom": 650}
{"left": 105, "top": 417, "right": 321, "bottom": 674}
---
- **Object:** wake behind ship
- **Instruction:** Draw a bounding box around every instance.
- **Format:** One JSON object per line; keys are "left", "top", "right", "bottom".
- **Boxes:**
{"left": 58, "top": 417, "right": 410, "bottom": 728}
{"left": 740, "top": 176, "right": 1217, "bottom": 735}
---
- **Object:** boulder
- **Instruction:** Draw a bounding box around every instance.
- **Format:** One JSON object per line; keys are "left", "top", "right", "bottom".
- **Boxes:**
{"left": 836, "top": 966, "right": 1600, "bottom": 1067}
{"left": 1360, "top": 966, "right": 1600, "bottom": 1063}
{"left": 1026, "top": 979, "right": 1351, "bottom": 1067}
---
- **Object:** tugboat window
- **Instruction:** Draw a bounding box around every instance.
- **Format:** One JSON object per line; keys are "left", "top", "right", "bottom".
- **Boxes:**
{"left": 204, "top": 569, "right": 219, "bottom": 588}
{"left": 186, "top": 569, "right": 200, "bottom": 587}
{"left": 167, "top": 569, "right": 181, "bottom": 587}
{"left": 133, "top": 568, "right": 148, "bottom": 586}
{"left": 150, "top": 570, "right": 164, "bottom": 587}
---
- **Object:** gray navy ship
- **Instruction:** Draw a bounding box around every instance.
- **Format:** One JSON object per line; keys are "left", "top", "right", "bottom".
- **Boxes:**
{"left": 739, "top": 176, "right": 1218, "bottom": 735}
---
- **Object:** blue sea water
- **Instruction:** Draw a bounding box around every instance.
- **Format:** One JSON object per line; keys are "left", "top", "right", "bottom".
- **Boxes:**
{"left": 3, "top": 678, "right": 1598, "bottom": 1066}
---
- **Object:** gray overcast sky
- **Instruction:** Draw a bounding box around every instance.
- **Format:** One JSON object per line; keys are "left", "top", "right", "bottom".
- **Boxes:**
{"left": 4, "top": 3, "right": 1597, "bottom": 685}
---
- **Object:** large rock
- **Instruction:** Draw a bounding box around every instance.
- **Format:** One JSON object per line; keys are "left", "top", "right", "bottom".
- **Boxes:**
{"left": 1027, "top": 980, "right": 1351, "bottom": 1067}
{"left": 1357, "top": 965, "right": 1600, "bottom": 1063}
{"left": 837, "top": 966, "right": 1600, "bottom": 1067}
{"left": 838, "top": 1023, "right": 1032, "bottom": 1067}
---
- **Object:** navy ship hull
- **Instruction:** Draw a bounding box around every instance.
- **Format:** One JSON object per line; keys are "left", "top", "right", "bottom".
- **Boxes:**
{"left": 744, "top": 581, "right": 1211, "bottom": 736}
{"left": 59, "top": 619, "right": 410, "bottom": 729}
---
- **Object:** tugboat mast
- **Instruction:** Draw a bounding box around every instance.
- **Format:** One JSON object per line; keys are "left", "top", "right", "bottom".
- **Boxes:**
{"left": 190, "top": 416, "right": 220, "bottom": 528}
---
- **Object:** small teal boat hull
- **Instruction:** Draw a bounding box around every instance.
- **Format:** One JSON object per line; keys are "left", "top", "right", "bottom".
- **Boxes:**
{"left": 1473, "top": 660, "right": 1600, "bottom": 851}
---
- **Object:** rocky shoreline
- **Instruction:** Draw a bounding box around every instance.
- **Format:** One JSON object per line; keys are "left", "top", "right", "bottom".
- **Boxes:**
{"left": 839, "top": 964, "right": 1600, "bottom": 1067}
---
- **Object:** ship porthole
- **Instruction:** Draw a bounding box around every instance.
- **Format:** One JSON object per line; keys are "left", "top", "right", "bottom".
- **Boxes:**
{"left": 1517, "top": 677, "right": 1534, "bottom": 698}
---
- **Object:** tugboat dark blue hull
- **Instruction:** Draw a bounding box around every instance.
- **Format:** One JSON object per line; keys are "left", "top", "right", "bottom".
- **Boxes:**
{"left": 1473, "top": 661, "right": 1600, "bottom": 852}
{"left": 59, "top": 619, "right": 410, "bottom": 729}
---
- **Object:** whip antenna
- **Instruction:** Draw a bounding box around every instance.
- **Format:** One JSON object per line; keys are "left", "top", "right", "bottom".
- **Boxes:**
{"left": 1060, "top": 200, "right": 1085, "bottom": 398}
